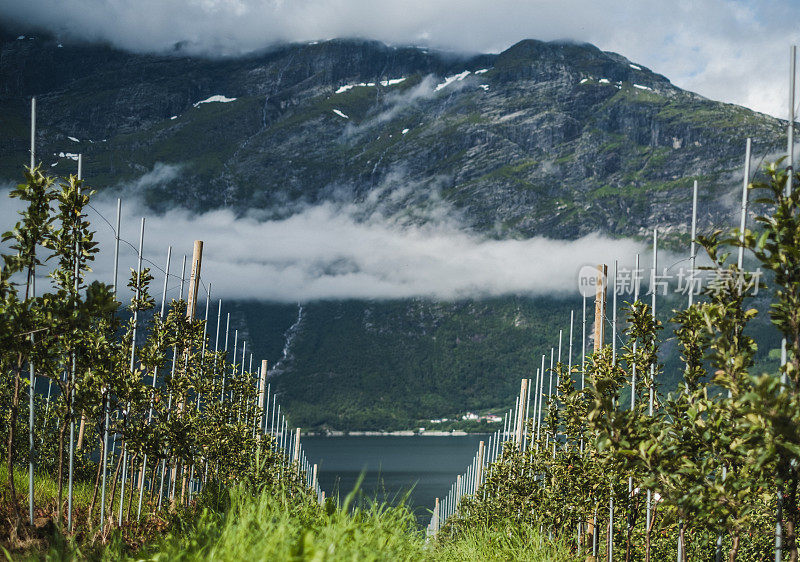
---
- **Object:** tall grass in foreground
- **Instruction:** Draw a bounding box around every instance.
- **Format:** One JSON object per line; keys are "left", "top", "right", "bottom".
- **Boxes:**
{"left": 1, "top": 464, "right": 96, "bottom": 518}
{"left": 29, "top": 481, "right": 574, "bottom": 561}
{"left": 432, "top": 519, "right": 573, "bottom": 562}
{"left": 143, "top": 484, "right": 573, "bottom": 562}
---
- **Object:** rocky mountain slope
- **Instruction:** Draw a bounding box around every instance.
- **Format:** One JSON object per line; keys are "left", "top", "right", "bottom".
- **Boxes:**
{"left": 0, "top": 30, "right": 785, "bottom": 239}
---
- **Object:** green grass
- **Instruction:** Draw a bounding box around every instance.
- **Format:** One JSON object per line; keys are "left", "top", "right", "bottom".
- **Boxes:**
{"left": 1, "top": 463, "right": 96, "bottom": 517}
{"left": 433, "top": 520, "right": 573, "bottom": 561}
{"left": 1, "top": 459, "right": 177, "bottom": 537}
{"left": 8, "top": 473, "right": 574, "bottom": 561}
{"left": 126, "top": 484, "right": 574, "bottom": 561}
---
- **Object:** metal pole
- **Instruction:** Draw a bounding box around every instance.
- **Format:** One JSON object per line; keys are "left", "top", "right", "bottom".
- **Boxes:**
{"left": 612, "top": 260, "right": 618, "bottom": 363}
{"left": 112, "top": 199, "right": 121, "bottom": 296}
{"left": 30, "top": 97, "right": 35, "bottom": 168}
{"left": 788, "top": 45, "right": 796, "bottom": 198}
{"left": 533, "top": 368, "right": 541, "bottom": 448}
{"left": 609, "top": 490, "right": 614, "bottom": 561}
{"left": 738, "top": 138, "right": 752, "bottom": 269}
{"left": 271, "top": 394, "right": 277, "bottom": 437}
{"left": 557, "top": 330, "right": 563, "bottom": 391}
{"left": 225, "top": 329, "right": 237, "bottom": 403}
{"left": 512, "top": 395, "right": 520, "bottom": 446}
{"left": 214, "top": 299, "right": 222, "bottom": 360}
{"left": 689, "top": 182, "right": 699, "bottom": 307}
{"left": 631, "top": 254, "right": 640, "bottom": 406}
{"left": 650, "top": 230, "right": 657, "bottom": 417}
{"left": 646, "top": 231, "right": 657, "bottom": 533}
{"left": 777, "top": 44, "right": 796, "bottom": 562}
{"left": 28, "top": 268, "right": 36, "bottom": 526}
{"left": 221, "top": 313, "right": 230, "bottom": 401}
{"left": 27, "top": 99, "right": 38, "bottom": 522}
{"left": 537, "top": 355, "right": 545, "bottom": 442}
{"left": 568, "top": 311, "right": 574, "bottom": 379}
{"left": 138, "top": 247, "right": 172, "bottom": 519}
{"left": 161, "top": 247, "right": 172, "bottom": 317}
{"left": 581, "top": 295, "right": 586, "bottom": 391}
{"left": 101, "top": 199, "right": 121, "bottom": 530}
{"left": 523, "top": 377, "right": 532, "bottom": 450}
{"left": 119, "top": 217, "right": 145, "bottom": 526}
{"left": 67, "top": 163, "right": 84, "bottom": 530}
{"left": 263, "top": 383, "right": 271, "bottom": 436}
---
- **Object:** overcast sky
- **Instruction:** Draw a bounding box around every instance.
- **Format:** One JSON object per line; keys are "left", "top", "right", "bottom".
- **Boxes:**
{"left": 2, "top": 0, "right": 799, "bottom": 118}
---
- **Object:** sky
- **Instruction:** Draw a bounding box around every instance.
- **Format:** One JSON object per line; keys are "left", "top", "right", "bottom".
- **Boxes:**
{"left": 2, "top": 0, "right": 800, "bottom": 118}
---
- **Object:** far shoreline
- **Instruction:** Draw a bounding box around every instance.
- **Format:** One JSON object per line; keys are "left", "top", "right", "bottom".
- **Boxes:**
{"left": 301, "top": 430, "right": 492, "bottom": 437}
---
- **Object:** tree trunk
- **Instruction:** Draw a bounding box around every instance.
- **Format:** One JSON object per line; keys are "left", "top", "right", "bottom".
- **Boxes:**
{"left": 180, "top": 464, "right": 188, "bottom": 505}
{"left": 56, "top": 399, "right": 68, "bottom": 526}
{"left": 679, "top": 521, "right": 687, "bottom": 562}
{"left": 87, "top": 433, "right": 104, "bottom": 527}
{"left": 728, "top": 532, "right": 740, "bottom": 562}
{"left": 170, "top": 460, "right": 181, "bottom": 511}
{"left": 788, "top": 475, "right": 799, "bottom": 562}
{"left": 125, "top": 455, "right": 136, "bottom": 522}
{"left": 6, "top": 357, "right": 24, "bottom": 532}
{"left": 105, "top": 447, "right": 123, "bottom": 529}
{"left": 645, "top": 507, "right": 656, "bottom": 562}
{"left": 147, "top": 460, "right": 158, "bottom": 510}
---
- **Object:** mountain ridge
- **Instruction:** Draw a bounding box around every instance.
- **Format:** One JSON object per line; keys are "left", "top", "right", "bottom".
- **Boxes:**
{"left": 0, "top": 33, "right": 784, "bottom": 241}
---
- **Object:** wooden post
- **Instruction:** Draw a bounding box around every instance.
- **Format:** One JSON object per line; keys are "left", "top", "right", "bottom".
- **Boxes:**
{"left": 474, "top": 441, "right": 485, "bottom": 492}
{"left": 258, "top": 360, "right": 268, "bottom": 432}
{"left": 293, "top": 428, "right": 301, "bottom": 468}
{"left": 176, "top": 242, "right": 201, "bottom": 504}
{"left": 515, "top": 379, "right": 527, "bottom": 446}
{"left": 433, "top": 497, "right": 440, "bottom": 532}
{"left": 587, "top": 271, "right": 601, "bottom": 559}
{"left": 593, "top": 264, "right": 608, "bottom": 353}
{"left": 312, "top": 463, "right": 318, "bottom": 491}
{"left": 186, "top": 240, "right": 203, "bottom": 320}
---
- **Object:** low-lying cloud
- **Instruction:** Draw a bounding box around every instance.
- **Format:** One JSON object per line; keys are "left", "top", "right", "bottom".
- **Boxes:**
{"left": 0, "top": 176, "right": 643, "bottom": 303}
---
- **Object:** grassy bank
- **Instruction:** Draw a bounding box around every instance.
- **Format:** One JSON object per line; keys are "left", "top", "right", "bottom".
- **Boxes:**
{"left": 4, "top": 466, "right": 574, "bottom": 561}
{"left": 126, "top": 484, "right": 574, "bottom": 562}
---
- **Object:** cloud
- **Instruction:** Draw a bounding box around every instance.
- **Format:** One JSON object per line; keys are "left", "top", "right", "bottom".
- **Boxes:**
{"left": 2, "top": 1, "right": 800, "bottom": 117}
{"left": 129, "top": 162, "right": 182, "bottom": 192}
{"left": 343, "top": 76, "right": 440, "bottom": 136}
{"left": 0, "top": 167, "right": 644, "bottom": 303}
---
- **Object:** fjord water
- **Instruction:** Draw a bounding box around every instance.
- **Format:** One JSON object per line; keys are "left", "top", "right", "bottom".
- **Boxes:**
{"left": 301, "top": 435, "right": 486, "bottom": 522}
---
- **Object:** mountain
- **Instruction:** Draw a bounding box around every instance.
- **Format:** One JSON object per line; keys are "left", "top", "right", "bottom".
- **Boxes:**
{"left": 0, "top": 31, "right": 785, "bottom": 238}
{"left": 0, "top": 30, "right": 787, "bottom": 429}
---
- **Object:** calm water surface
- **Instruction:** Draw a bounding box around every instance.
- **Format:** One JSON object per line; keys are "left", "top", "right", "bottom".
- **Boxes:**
{"left": 301, "top": 435, "right": 485, "bottom": 522}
